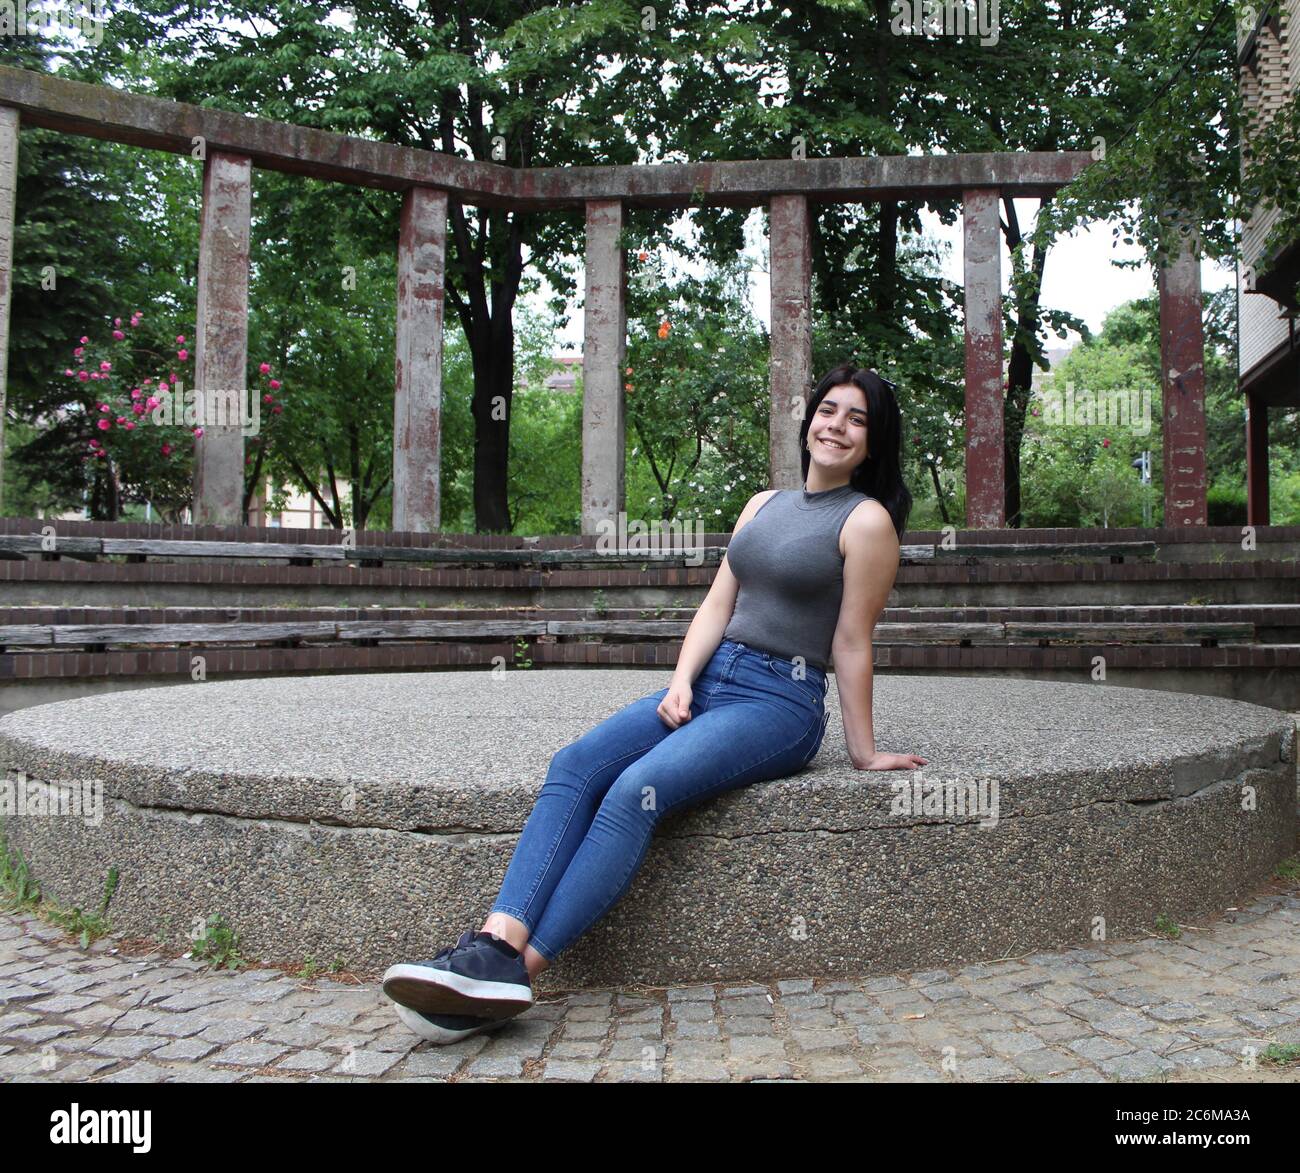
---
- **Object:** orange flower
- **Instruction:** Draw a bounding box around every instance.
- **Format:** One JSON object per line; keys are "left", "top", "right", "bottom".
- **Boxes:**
{"left": 638, "top": 250, "right": 648, "bottom": 262}
{"left": 657, "top": 320, "right": 671, "bottom": 339}
{"left": 625, "top": 366, "right": 633, "bottom": 375}
{"left": 624, "top": 382, "right": 633, "bottom": 392}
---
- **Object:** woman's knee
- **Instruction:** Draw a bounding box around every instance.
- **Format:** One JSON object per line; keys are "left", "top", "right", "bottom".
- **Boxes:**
{"left": 602, "top": 769, "right": 664, "bottom": 822}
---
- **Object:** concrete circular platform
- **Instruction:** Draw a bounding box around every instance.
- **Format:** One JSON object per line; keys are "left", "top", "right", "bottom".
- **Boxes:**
{"left": 0, "top": 672, "right": 1294, "bottom": 991}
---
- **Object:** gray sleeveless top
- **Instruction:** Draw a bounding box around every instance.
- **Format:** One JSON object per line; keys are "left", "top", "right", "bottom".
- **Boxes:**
{"left": 721, "top": 484, "right": 872, "bottom": 672}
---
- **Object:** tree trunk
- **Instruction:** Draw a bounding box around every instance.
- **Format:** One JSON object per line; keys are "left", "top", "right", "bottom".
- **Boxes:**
{"left": 1001, "top": 197, "right": 1049, "bottom": 529}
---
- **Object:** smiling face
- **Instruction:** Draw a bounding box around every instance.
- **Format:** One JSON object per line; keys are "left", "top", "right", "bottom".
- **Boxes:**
{"left": 807, "top": 383, "right": 869, "bottom": 473}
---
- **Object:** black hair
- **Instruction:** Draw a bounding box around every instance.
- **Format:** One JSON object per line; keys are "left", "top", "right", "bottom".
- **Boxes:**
{"left": 799, "top": 363, "right": 913, "bottom": 539}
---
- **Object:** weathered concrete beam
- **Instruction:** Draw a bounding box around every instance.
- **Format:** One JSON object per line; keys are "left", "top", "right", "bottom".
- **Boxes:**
{"left": 0, "top": 66, "right": 1092, "bottom": 209}
{"left": 1245, "top": 393, "right": 1270, "bottom": 527}
{"left": 1157, "top": 226, "right": 1208, "bottom": 527}
{"left": 580, "top": 200, "right": 625, "bottom": 536}
{"left": 0, "top": 107, "right": 16, "bottom": 514}
{"left": 192, "top": 151, "right": 251, "bottom": 527}
{"left": 520, "top": 153, "right": 1095, "bottom": 209}
{"left": 392, "top": 187, "right": 447, "bottom": 533}
{"left": 963, "top": 187, "right": 1005, "bottom": 528}
{"left": 769, "top": 194, "right": 813, "bottom": 489}
{"left": 0, "top": 65, "right": 509, "bottom": 199}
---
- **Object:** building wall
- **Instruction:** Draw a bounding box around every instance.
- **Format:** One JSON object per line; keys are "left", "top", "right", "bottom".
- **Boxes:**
{"left": 1238, "top": 0, "right": 1300, "bottom": 384}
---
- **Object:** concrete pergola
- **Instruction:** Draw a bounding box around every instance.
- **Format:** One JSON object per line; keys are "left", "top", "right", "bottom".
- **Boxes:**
{"left": 0, "top": 66, "right": 1211, "bottom": 532}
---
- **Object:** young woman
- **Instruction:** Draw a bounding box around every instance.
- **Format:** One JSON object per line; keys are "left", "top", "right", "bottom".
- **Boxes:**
{"left": 382, "top": 363, "right": 928, "bottom": 1044}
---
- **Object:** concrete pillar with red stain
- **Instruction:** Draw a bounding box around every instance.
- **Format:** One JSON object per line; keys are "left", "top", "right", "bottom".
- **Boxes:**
{"left": 1157, "top": 226, "right": 1208, "bottom": 527}
{"left": 581, "top": 198, "right": 626, "bottom": 536}
{"left": 769, "top": 194, "right": 813, "bottom": 489}
{"left": 962, "top": 187, "right": 1005, "bottom": 528}
{"left": 0, "top": 107, "right": 17, "bottom": 513}
{"left": 392, "top": 186, "right": 447, "bottom": 533}
{"left": 1245, "top": 392, "right": 1270, "bottom": 526}
{"left": 193, "top": 150, "right": 252, "bottom": 527}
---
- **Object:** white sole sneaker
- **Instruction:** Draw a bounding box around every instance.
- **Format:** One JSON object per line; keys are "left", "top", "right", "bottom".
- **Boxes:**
{"left": 381, "top": 962, "right": 534, "bottom": 1018}
{"left": 393, "top": 1002, "right": 507, "bottom": 1045}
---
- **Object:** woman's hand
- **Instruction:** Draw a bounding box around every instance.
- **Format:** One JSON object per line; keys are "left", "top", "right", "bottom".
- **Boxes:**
{"left": 657, "top": 681, "right": 694, "bottom": 730}
{"left": 852, "top": 751, "right": 928, "bottom": 771}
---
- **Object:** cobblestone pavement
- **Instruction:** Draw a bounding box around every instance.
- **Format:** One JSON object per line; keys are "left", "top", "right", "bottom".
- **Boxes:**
{"left": 3, "top": 873, "right": 1299, "bottom": 1083}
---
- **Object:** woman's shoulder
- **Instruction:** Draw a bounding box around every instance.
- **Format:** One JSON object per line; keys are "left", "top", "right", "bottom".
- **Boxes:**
{"left": 842, "top": 496, "right": 895, "bottom": 538}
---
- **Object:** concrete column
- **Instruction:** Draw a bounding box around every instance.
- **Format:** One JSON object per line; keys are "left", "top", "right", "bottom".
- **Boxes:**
{"left": 962, "top": 187, "right": 1004, "bottom": 528}
{"left": 392, "top": 186, "right": 447, "bottom": 533}
{"left": 769, "top": 194, "right": 813, "bottom": 490}
{"left": 0, "top": 107, "right": 17, "bottom": 514}
{"left": 193, "top": 151, "right": 252, "bottom": 527}
{"left": 581, "top": 198, "right": 625, "bottom": 536}
{"left": 1157, "top": 224, "right": 1208, "bottom": 527}
{"left": 1245, "top": 392, "right": 1269, "bottom": 526}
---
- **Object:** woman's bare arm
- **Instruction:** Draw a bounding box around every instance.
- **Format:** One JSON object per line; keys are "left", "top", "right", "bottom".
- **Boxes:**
{"left": 829, "top": 503, "right": 915, "bottom": 768}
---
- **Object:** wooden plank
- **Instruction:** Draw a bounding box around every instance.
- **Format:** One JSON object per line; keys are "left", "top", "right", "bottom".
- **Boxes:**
{"left": 1004, "top": 622, "right": 1255, "bottom": 643}
{"left": 931, "top": 541, "right": 1157, "bottom": 561}
{"left": 547, "top": 621, "right": 690, "bottom": 637}
{"left": 872, "top": 623, "right": 1004, "bottom": 643}
{"left": 51, "top": 622, "right": 339, "bottom": 645}
{"left": 350, "top": 545, "right": 723, "bottom": 566}
{"left": 338, "top": 620, "right": 548, "bottom": 640}
{"left": 0, "top": 534, "right": 104, "bottom": 556}
{"left": 102, "top": 539, "right": 345, "bottom": 560}
{"left": 0, "top": 625, "right": 55, "bottom": 645}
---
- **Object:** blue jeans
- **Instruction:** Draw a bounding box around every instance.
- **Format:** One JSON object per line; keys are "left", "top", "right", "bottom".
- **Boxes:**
{"left": 488, "top": 639, "right": 831, "bottom": 961}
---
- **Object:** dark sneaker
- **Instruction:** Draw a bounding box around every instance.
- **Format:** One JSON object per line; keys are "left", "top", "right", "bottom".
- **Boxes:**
{"left": 392, "top": 1002, "right": 507, "bottom": 1045}
{"left": 382, "top": 930, "right": 534, "bottom": 1018}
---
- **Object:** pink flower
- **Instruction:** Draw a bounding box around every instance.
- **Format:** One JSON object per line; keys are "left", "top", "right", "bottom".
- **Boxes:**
{"left": 130, "top": 388, "right": 141, "bottom": 400}
{"left": 145, "top": 396, "right": 160, "bottom": 409}
{"left": 97, "top": 418, "right": 111, "bottom": 431}
{"left": 64, "top": 368, "right": 74, "bottom": 377}
{"left": 271, "top": 405, "right": 283, "bottom": 415}
{"left": 95, "top": 449, "right": 106, "bottom": 458}
{"left": 88, "top": 372, "right": 98, "bottom": 380}
{"left": 73, "top": 347, "right": 84, "bottom": 357}
{"left": 263, "top": 393, "right": 273, "bottom": 404}
{"left": 99, "top": 403, "right": 109, "bottom": 412}
{"left": 112, "top": 330, "right": 125, "bottom": 340}
{"left": 116, "top": 416, "right": 126, "bottom": 424}
{"left": 1102, "top": 438, "right": 1111, "bottom": 448}
{"left": 168, "top": 373, "right": 176, "bottom": 384}
{"left": 176, "top": 334, "right": 186, "bottom": 345}
{"left": 259, "top": 362, "right": 271, "bottom": 375}
{"left": 88, "top": 440, "right": 100, "bottom": 449}
{"left": 161, "top": 443, "right": 173, "bottom": 456}
{"left": 177, "top": 349, "right": 188, "bottom": 361}
{"left": 141, "top": 378, "right": 152, "bottom": 386}
{"left": 131, "top": 403, "right": 145, "bottom": 415}
{"left": 193, "top": 426, "right": 204, "bottom": 437}
{"left": 79, "top": 336, "right": 88, "bottom": 344}
{"left": 100, "top": 361, "right": 111, "bottom": 371}
{"left": 268, "top": 379, "right": 281, "bottom": 390}
{"left": 114, "top": 318, "right": 121, "bottom": 327}
{"left": 124, "top": 421, "right": 136, "bottom": 430}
